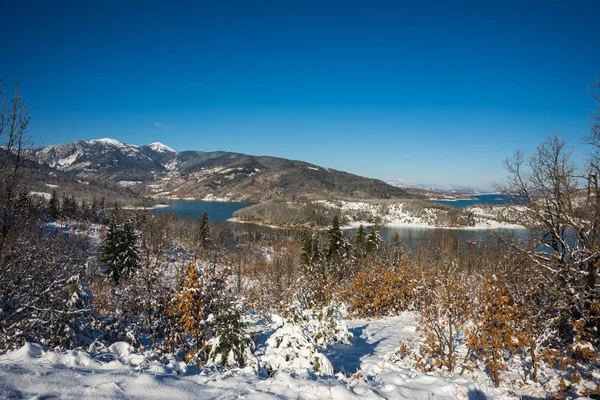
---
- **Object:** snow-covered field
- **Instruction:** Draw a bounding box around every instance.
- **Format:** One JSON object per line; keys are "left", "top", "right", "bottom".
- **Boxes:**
{"left": 0, "top": 313, "right": 522, "bottom": 399}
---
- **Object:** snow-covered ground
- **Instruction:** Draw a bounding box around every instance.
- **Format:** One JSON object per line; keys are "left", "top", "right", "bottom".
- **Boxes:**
{"left": 315, "top": 200, "right": 524, "bottom": 230}
{"left": 0, "top": 314, "right": 514, "bottom": 399}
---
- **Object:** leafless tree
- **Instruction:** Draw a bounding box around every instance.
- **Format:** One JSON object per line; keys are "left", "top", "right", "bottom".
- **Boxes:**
{"left": 496, "top": 78, "right": 600, "bottom": 377}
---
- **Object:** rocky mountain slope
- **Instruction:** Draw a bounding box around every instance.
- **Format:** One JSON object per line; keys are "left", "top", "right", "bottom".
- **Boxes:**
{"left": 30, "top": 139, "right": 414, "bottom": 202}
{"left": 2, "top": 148, "right": 142, "bottom": 204}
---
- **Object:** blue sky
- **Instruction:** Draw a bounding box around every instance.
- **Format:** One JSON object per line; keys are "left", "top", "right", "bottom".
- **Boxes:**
{"left": 2, "top": 0, "right": 599, "bottom": 189}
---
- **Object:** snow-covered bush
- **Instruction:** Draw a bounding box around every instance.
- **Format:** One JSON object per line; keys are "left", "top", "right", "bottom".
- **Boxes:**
{"left": 260, "top": 320, "right": 334, "bottom": 376}
{"left": 206, "top": 299, "right": 257, "bottom": 369}
{"left": 291, "top": 302, "right": 353, "bottom": 348}
{"left": 260, "top": 303, "right": 352, "bottom": 376}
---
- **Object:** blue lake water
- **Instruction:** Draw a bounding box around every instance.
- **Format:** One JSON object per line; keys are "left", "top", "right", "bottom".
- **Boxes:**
{"left": 433, "top": 193, "right": 516, "bottom": 208}
{"left": 152, "top": 197, "right": 524, "bottom": 244}
{"left": 152, "top": 200, "right": 254, "bottom": 222}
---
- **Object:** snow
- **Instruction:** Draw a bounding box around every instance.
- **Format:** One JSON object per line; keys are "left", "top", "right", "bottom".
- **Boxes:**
{"left": 117, "top": 180, "right": 142, "bottom": 187}
{"left": 55, "top": 151, "right": 82, "bottom": 168}
{"left": 164, "top": 159, "right": 179, "bottom": 170}
{"left": 121, "top": 204, "right": 170, "bottom": 210}
{"left": 45, "top": 183, "right": 59, "bottom": 188}
{"left": 314, "top": 200, "right": 525, "bottom": 230}
{"left": 147, "top": 142, "right": 176, "bottom": 153}
{"left": 29, "top": 191, "right": 52, "bottom": 200}
{"left": 307, "top": 166, "right": 320, "bottom": 171}
{"left": 89, "top": 138, "right": 133, "bottom": 148}
{"left": 202, "top": 194, "right": 230, "bottom": 202}
{"left": 0, "top": 314, "right": 503, "bottom": 399}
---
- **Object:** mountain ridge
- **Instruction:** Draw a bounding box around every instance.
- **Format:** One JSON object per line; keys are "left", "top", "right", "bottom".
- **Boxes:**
{"left": 30, "top": 138, "right": 415, "bottom": 202}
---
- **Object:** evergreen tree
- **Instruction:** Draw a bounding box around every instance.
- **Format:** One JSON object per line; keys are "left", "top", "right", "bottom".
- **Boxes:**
{"left": 15, "top": 189, "right": 30, "bottom": 216}
{"left": 102, "top": 218, "right": 140, "bottom": 284}
{"left": 99, "top": 197, "right": 107, "bottom": 223}
{"left": 300, "top": 230, "right": 315, "bottom": 266}
{"left": 390, "top": 232, "right": 402, "bottom": 264}
{"left": 121, "top": 220, "right": 140, "bottom": 278}
{"left": 80, "top": 199, "right": 90, "bottom": 221}
{"left": 354, "top": 224, "right": 367, "bottom": 258}
{"left": 198, "top": 211, "right": 211, "bottom": 251}
{"left": 366, "top": 227, "right": 381, "bottom": 253}
{"left": 327, "top": 215, "right": 344, "bottom": 260}
{"left": 210, "top": 299, "right": 252, "bottom": 367}
{"left": 48, "top": 190, "right": 60, "bottom": 220}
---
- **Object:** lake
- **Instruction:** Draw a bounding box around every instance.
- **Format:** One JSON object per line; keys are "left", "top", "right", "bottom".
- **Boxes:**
{"left": 152, "top": 200, "right": 254, "bottom": 222}
{"left": 432, "top": 193, "right": 515, "bottom": 208}
{"left": 152, "top": 197, "right": 523, "bottom": 244}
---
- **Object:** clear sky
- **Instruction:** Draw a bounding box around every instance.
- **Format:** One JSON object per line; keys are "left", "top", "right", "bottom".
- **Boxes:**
{"left": 2, "top": 0, "right": 599, "bottom": 189}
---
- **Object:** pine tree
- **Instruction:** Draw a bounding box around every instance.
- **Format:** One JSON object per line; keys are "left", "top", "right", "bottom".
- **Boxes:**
{"left": 354, "top": 224, "right": 367, "bottom": 258}
{"left": 15, "top": 189, "right": 30, "bottom": 217}
{"left": 102, "top": 218, "right": 140, "bottom": 284}
{"left": 301, "top": 230, "right": 318, "bottom": 267}
{"left": 366, "top": 227, "right": 381, "bottom": 253}
{"left": 48, "top": 190, "right": 60, "bottom": 220}
{"left": 48, "top": 267, "right": 95, "bottom": 349}
{"left": 120, "top": 220, "right": 140, "bottom": 279}
{"left": 198, "top": 211, "right": 211, "bottom": 251}
{"left": 210, "top": 299, "right": 252, "bottom": 368}
{"left": 390, "top": 232, "right": 402, "bottom": 264}
{"left": 327, "top": 215, "right": 344, "bottom": 260}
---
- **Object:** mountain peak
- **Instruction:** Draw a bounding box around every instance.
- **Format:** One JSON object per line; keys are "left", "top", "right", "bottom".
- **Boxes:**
{"left": 146, "top": 142, "right": 176, "bottom": 153}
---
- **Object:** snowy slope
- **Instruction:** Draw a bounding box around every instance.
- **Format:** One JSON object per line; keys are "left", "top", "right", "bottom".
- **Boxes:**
{"left": 0, "top": 314, "right": 502, "bottom": 400}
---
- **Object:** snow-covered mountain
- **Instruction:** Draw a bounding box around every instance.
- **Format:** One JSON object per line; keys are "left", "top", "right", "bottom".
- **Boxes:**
{"left": 32, "top": 138, "right": 168, "bottom": 182}
{"left": 386, "top": 179, "right": 484, "bottom": 194}
{"left": 29, "top": 138, "right": 414, "bottom": 202}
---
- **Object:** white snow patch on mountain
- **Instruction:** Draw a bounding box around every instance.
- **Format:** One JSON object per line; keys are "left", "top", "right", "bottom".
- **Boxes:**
{"left": 147, "top": 142, "right": 176, "bottom": 153}
{"left": 89, "top": 138, "right": 133, "bottom": 148}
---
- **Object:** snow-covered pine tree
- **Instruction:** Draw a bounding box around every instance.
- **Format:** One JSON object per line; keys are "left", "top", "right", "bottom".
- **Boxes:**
{"left": 209, "top": 299, "right": 254, "bottom": 368}
{"left": 198, "top": 211, "right": 211, "bottom": 251}
{"left": 46, "top": 266, "right": 96, "bottom": 349}
{"left": 366, "top": 226, "right": 381, "bottom": 253}
{"left": 121, "top": 219, "right": 140, "bottom": 279}
{"left": 327, "top": 215, "right": 343, "bottom": 260}
{"left": 353, "top": 224, "right": 367, "bottom": 259}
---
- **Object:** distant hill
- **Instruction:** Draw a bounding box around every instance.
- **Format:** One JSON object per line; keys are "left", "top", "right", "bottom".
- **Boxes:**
{"left": 29, "top": 139, "right": 414, "bottom": 202}
{"left": 385, "top": 178, "right": 484, "bottom": 195}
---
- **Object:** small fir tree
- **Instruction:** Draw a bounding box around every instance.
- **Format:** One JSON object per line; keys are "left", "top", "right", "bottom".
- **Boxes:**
{"left": 210, "top": 299, "right": 252, "bottom": 367}
{"left": 366, "top": 227, "right": 381, "bottom": 253}
{"left": 354, "top": 224, "right": 367, "bottom": 258}
{"left": 327, "top": 215, "right": 344, "bottom": 260}
{"left": 48, "top": 190, "right": 60, "bottom": 220}
{"left": 198, "top": 211, "right": 211, "bottom": 251}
